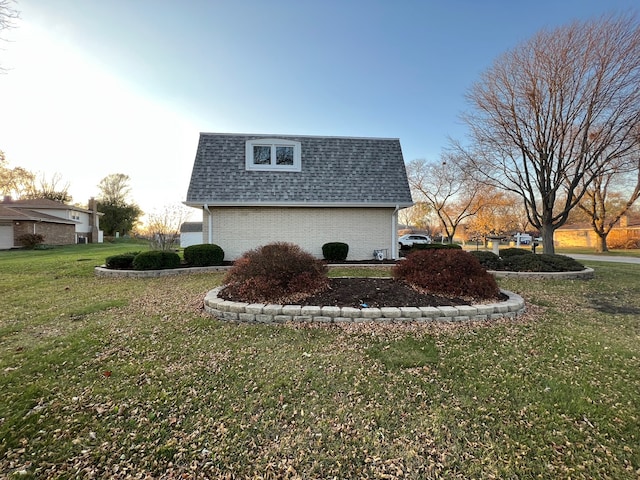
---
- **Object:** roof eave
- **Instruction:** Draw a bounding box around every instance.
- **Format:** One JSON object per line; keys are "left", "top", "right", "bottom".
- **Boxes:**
{"left": 184, "top": 201, "right": 414, "bottom": 208}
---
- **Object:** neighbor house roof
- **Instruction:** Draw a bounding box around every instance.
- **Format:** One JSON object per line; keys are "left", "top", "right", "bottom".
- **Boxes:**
{"left": 2, "top": 198, "right": 96, "bottom": 214}
{"left": 180, "top": 221, "right": 203, "bottom": 233}
{"left": 0, "top": 205, "right": 78, "bottom": 224}
{"left": 185, "top": 133, "right": 414, "bottom": 207}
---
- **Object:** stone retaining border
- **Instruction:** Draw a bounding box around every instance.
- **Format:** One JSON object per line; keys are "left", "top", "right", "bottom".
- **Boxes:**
{"left": 94, "top": 265, "right": 229, "bottom": 278}
{"left": 203, "top": 287, "right": 526, "bottom": 324}
{"left": 95, "top": 265, "right": 594, "bottom": 280}
{"left": 489, "top": 267, "right": 594, "bottom": 280}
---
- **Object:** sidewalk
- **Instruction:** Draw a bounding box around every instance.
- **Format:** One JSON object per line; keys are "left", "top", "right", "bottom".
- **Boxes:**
{"left": 566, "top": 253, "right": 640, "bottom": 265}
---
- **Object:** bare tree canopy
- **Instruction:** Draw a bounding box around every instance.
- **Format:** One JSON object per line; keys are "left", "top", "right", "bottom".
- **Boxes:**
{"left": 0, "top": 150, "right": 35, "bottom": 198}
{"left": 22, "top": 172, "right": 72, "bottom": 203}
{"left": 97, "top": 173, "right": 133, "bottom": 207}
{"left": 0, "top": 0, "right": 19, "bottom": 72}
{"left": 459, "top": 13, "right": 640, "bottom": 253}
{"left": 577, "top": 148, "right": 640, "bottom": 252}
{"left": 407, "top": 155, "right": 488, "bottom": 243}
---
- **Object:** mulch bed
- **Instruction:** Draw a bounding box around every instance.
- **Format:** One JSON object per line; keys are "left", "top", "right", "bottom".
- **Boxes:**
{"left": 300, "top": 278, "right": 471, "bottom": 308}
{"left": 220, "top": 277, "right": 474, "bottom": 309}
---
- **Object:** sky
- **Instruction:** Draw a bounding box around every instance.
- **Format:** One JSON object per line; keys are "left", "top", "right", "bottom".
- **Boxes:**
{"left": 1, "top": 0, "right": 638, "bottom": 223}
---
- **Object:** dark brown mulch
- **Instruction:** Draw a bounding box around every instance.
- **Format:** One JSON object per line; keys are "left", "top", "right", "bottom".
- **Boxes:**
{"left": 220, "top": 278, "right": 475, "bottom": 309}
{"left": 300, "top": 278, "right": 471, "bottom": 308}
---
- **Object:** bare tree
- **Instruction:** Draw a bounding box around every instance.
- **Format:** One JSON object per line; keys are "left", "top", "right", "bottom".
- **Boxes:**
{"left": 97, "top": 173, "right": 133, "bottom": 207}
{"left": 0, "top": 0, "right": 19, "bottom": 73}
{"left": 23, "top": 172, "right": 72, "bottom": 203}
{"left": 398, "top": 202, "right": 435, "bottom": 233}
{"left": 145, "top": 204, "right": 191, "bottom": 251}
{"left": 458, "top": 14, "right": 640, "bottom": 253}
{"left": 576, "top": 147, "right": 640, "bottom": 252}
{"left": 407, "top": 155, "right": 487, "bottom": 244}
{"left": 0, "top": 151, "right": 35, "bottom": 199}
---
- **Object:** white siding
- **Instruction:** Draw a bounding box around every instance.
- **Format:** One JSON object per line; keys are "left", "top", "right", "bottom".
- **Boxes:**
{"left": 202, "top": 207, "right": 396, "bottom": 260}
{"left": 180, "top": 231, "right": 202, "bottom": 248}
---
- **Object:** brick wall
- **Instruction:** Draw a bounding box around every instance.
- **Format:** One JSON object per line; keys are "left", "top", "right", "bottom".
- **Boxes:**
{"left": 14, "top": 221, "right": 76, "bottom": 245}
{"left": 202, "top": 207, "right": 395, "bottom": 260}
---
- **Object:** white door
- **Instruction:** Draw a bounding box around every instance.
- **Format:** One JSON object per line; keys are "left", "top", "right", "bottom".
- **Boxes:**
{"left": 0, "top": 222, "right": 14, "bottom": 249}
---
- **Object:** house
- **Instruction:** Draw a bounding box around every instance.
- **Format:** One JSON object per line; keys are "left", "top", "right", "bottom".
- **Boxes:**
{"left": 555, "top": 214, "right": 640, "bottom": 249}
{"left": 0, "top": 197, "right": 103, "bottom": 249}
{"left": 179, "top": 221, "right": 203, "bottom": 248}
{"left": 184, "top": 133, "right": 414, "bottom": 260}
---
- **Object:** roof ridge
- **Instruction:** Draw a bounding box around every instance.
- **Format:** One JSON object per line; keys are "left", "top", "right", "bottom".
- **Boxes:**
{"left": 198, "top": 132, "right": 400, "bottom": 141}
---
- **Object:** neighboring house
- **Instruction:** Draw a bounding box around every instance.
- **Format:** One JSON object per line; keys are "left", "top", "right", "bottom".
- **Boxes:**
{"left": 184, "top": 133, "right": 414, "bottom": 260}
{"left": 180, "top": 221, "right": 203, "bottom": 248}
{"left": 0, "top": 197, "right": 103, "bottom": 249}
{"left": 555, "top": 215, "right": 640, "bottom": 249}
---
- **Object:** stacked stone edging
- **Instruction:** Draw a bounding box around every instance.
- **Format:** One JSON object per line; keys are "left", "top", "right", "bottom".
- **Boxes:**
{"left": 94, "top": 265, "right": 229, "bottom": 278}
{"left": 203, "top": 287, "right": 525, "bottom": 324}
{"left": 489, "top": 267, "right": 594, "bottom": 280}
{"left": 95, "top": 264, "right": 594, "bottom": 280}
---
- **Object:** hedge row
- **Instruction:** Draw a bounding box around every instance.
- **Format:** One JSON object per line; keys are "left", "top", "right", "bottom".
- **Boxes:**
{"left": 105, "top": 243, "right": 225, "bottom": 271}
{"left": 469, "top": 249, "right": 585, "bottom": 272}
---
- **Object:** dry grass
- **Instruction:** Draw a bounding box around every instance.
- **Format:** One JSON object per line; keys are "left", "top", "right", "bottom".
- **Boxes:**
{"left": 1, "top": 243, "right": 639, "bottom": 478}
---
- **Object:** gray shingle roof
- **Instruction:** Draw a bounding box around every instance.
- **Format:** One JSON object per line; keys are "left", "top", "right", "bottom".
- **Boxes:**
{"left": 0, "top": 205, "right": 78, "bottom": 224}
{"left": 185, "top": 133, "right": 413, "bottom": 207}
{"left": 180, "top": 221, "right": 203, "bottom": 233}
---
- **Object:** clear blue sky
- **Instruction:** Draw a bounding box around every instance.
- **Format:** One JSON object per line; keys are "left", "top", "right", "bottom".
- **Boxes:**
{"left": 1, "top": 0, "right": 638, "bottom": 220}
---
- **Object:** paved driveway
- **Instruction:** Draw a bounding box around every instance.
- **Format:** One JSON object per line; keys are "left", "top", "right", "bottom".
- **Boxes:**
{"left": 567, "top": 253, "right": 640, "bottom": 265}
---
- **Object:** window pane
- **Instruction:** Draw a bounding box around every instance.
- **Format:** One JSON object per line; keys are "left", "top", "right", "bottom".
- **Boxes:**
{"left": 253, "top": 145, "right": 271, "bottom": 165}
{"left": 276, "top": 146, "right": 294, "bottom": 165}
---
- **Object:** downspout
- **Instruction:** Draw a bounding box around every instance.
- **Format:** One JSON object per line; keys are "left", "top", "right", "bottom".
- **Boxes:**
{"left": 204, "top": 204, "right": 213, "bottom": 244}
{"left": 391, "top": 204, "right": 400, "bottom": 259}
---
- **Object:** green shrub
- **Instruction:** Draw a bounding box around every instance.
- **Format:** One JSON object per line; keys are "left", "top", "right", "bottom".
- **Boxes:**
{"left": 411, "top": 243, "right": 462, "bottom": 251}
{"left": 183, "top": 243, "right": 225, "bottom": 266}
{"left": 469, "top": 251, "right": 503, "bottom": 270}
{"left": 499, "top": 247, "right": 532, "bottom": 258}
{"left": 502, "top": 253, "right": 585, "bottom": 272}
{"left": 105, "top": 252, "right": 140, "bottom": 269}
{"left": 392, "top": 249, "right": 501, "bottom": 300}
{"left": 17, "top": 233, "right": 45, "bottom": 249}
{"left": 132, "top": 250, "right": 181, "bottom": 270}
{"left": 322, "top": 242, "right": 349, "bottom": 261}
{"left": 222, "top": 242, "right": 329, "bottom": 304}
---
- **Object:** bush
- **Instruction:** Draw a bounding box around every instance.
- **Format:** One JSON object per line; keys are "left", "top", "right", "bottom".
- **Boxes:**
{"left": 183, "top": 243, "right": 225, "bottom": 266}
{"left": 393, "top": 249, "right": 501, "bottom": 300}
{"left": 322, "top": 242, "right": 349, "bottom": 261}
{"left": 499, "top": 247, "right": 532, "bottom": 258}
{"left": 132, "top": 250, "right": 181, "bottom": 270}
{"left": 222, "top": 242, "right": 329, "bottom": 304}
{"left": 469, "top": 251, "right": 503, "bottom": 270}
{"left": 105, "top": 252, "right": 140, "bottom": 269}
{"left": 17, "top": 233, "right": 45, "bottom": 249}
{"left": 502, "top": 254, "right": 585, "bottom": 272}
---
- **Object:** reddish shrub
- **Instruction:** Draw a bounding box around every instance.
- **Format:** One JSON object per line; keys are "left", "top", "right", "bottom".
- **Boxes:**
{"left": 222, "top": 242, "right": 329, "bottom": 304}
{"left": 392, "top": 249, "right": 501, "bottom": 300}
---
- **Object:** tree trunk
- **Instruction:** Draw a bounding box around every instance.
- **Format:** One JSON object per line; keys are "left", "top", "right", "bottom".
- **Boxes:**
{"left": 540, "top": 225, "right": 555, "bottom": 254}
{"left": 596, "top": 233, "right": 609, "bottom": 253}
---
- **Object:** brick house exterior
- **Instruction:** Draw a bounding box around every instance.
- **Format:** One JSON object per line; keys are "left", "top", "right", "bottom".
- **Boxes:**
{"left": 0, "top": 198, "right": 104, "bottom": 249}
{"left": 185, "top": 133, "right": 414, "bottom": 260}
{"left": 555, "top": 215, "right": 640, "bottom": 249}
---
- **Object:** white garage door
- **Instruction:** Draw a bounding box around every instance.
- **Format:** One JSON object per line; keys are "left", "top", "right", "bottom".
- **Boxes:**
{"left": 0, "top": 222, "right": 14, "bottom": 249}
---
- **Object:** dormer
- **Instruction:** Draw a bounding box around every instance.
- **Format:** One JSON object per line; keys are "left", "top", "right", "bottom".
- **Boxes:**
{"left": 245, "top": 138, "right": 302, "bottom": 172}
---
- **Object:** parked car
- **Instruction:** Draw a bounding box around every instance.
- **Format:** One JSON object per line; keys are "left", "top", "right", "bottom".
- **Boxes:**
{"left": 398, "top": 234, "right": 432, "bottom": 249}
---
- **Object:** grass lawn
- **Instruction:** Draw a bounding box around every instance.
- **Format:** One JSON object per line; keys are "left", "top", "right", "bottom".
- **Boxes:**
{"left": 1, "top": 242, "right": 639, "bottom": 479}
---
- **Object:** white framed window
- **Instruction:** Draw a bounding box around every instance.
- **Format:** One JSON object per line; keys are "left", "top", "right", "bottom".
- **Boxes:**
{"left": 245, "top": 139, "right": 301, "bottom": 172}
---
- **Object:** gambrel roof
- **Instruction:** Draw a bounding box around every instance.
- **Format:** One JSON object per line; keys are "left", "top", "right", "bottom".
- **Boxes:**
{"left": 185, "top": 133, "right": 413, "bottom": 207}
